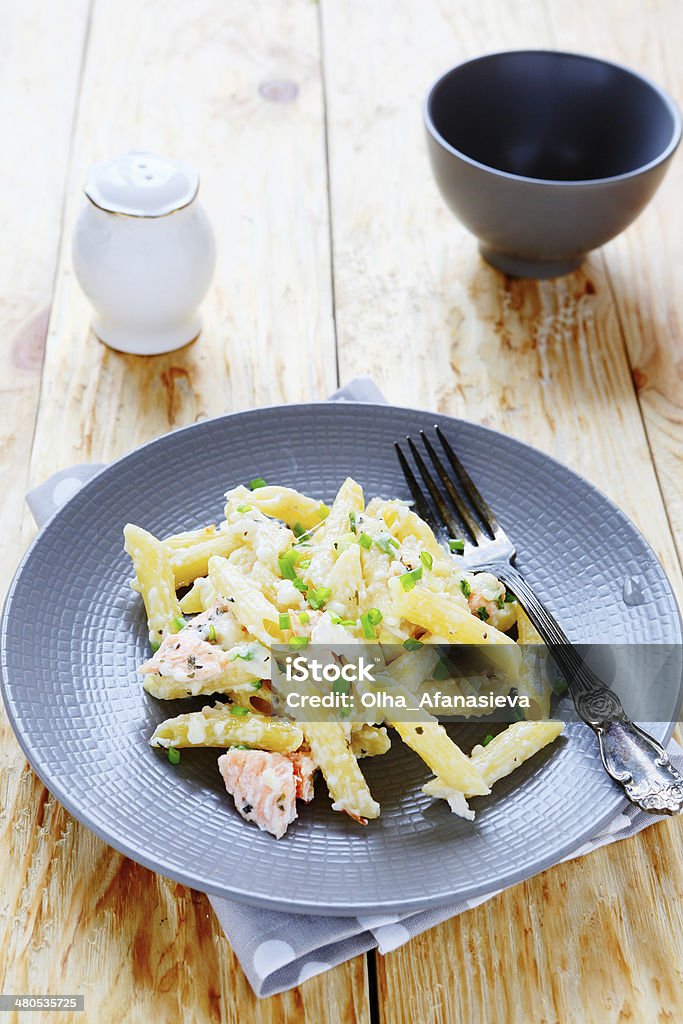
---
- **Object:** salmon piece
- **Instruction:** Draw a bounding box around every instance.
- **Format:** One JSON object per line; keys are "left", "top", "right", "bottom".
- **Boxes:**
{"left": 287, "top": 751, "right": 318, "bottom": 802}
{"left": 218, "top": 749, "right": 297, "bottom": 839}
{"left": 139, "top": 631, "right": 229, "bottom": 684}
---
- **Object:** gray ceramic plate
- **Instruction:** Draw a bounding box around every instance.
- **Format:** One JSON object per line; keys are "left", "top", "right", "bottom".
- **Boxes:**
{"left": 1, "top": 403, "right": 680, "bottom": 915}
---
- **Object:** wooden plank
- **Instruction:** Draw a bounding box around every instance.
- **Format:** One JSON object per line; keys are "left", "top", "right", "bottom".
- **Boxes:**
{"left": 1, "top": 1, "right": 365, "bottom": 1021}
{"left": 0, "top": 0, "right": 90, "bottom": 596}
{"left": 0, "top": 0, "right": 91, "bottom": 1018}
{"left": 320, "top": 2, "right": 683, "bottom": 1022}
{"left": 546, "top": 0, "right": 683, "bottom": 558}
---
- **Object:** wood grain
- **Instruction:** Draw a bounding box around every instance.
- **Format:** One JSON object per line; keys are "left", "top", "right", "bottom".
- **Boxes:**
{"left": 320, "top": 1, "right": 683, "bottom": 1022}
{"left": 3, "top": 0, "right": 682, "bottom": 1021}
{"left": 0, "top": 0, "right": 90, "bottom": 596}
{"left": 0, "top": 1, "right": 366, "bottom": 1022}
{"left": 546, "top": 0, "right": 683, "bottom": 562}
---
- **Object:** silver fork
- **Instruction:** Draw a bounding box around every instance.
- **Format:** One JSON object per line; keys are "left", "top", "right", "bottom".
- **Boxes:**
{"left": 396, "top": 425, "right": 683, "bottom": 815}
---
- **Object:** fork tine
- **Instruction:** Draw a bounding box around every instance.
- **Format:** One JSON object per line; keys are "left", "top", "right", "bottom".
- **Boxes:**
{"left": 435, "top": 425, "right": 501, "bottom": 535}
{"left": 394, "top": 443, "right": 435, "bottom": 527}
{"left": 405, "top": 436, "right": 469, "bottom": 541}
{"left": 419, "top": 430, "right": 487, "bottom": 543}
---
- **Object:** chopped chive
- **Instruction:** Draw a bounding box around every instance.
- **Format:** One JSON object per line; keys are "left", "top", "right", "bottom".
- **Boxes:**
{"left": 509, "top": 705, "right": 525, "bottom": 722}
{"left": 230, "top": 744, "right": 251, "bottom": 750}
{"left": 360, "top": 613, "right": 376, "bottom": 640}
{"left": 496, "top": 595, "right": 505, "bottom": 610}
{"left": 482, "top": 733, "right": 494, "bottom": 747}
{"left": 476, "top": 606, "right": 489, "bottom": 621}
{"left": 432, "top": 658, "right": 452, "bottom": 681}
{"left": 298, "top": 611, "right": 310, "bottom": 625}
{"left": 308, "top": 586, "right": 332, "bottom": 610}
{"left": 349, "top": 511, "right": 357, "bottom": 534}
{"left": 449, "top": 539, "right": 465, "bottom": 554}
{"left": 237, "top": 504, "right": 252, "bottom": 513}
{"left": 504, "top": 592, "right": 516, "bottom": 603}
{"left": 279, "top": 613, "right": 291, "bottom": 630}
{"left": 399, "top": 566, "right": 423, "bottom": 592}
{"left": 358, "top": 532, "right": 372, "bottom": 550}
{"left": 460, "top": 579, "right": 472, "bottom": 598}
{"left": 330, "top": 613, "right": 356, "bottom": 627}
{"left": 318, "top": 504, "right": 330, "bottom": 520}
{"left": 230, "top": 650, "right": 254, "bottom": 661}
{"left": 167, "top": 747, "right": 181, "bottom": 765}
{"left": 298, "top": 557, "right": 312, "bottom": 570}
{"left": 150, "top": 639, "right": 161, "bottom": 653}
{"left": 403, "top": 638, "right": 424, "bottom": 651}
{"left": 207, "top": 623, "right": 217, "bottom": 642}
{"left": 375, "top": 534, "right": 400, "bottom": 556}
{"left": 292, "top": 521, "right": 306, "bottom": 538}
{"left": 420, "top": 551, "right": 433, "bottom": 570}
{"left": 553, "top": 678, "right": 568, "bottom": 697}
{"left": 229, "top": 705, "right": 249, "bottom": 716}
{"left": 172, "top": 615, "right": 188, "bottom": 633}
{"left": 251, "top": 680, "right": 263, "bottom": 690}
{"left": 278, "top": 553, "right": 299, "bottom": 580}
{"left": 249, "top": 477, "right": 267, "bottom": 490}
{"left": 367, "top": 607, "right": 383, "bottom": 625}
{"left": 289, "top": 636, "right": 309, "bottom": 649}
{"left": 292, "top": 578, "right": 308, "bottom": 593}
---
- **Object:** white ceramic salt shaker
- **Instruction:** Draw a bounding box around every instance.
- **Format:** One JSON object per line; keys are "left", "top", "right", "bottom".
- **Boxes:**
{"left": 72, "top": 151, "right": 216, "bottom": 355}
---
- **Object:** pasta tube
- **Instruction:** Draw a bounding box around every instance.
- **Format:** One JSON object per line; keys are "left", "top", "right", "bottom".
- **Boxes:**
{"left": 350, "top": 724, "right": 391, "bottom": 758}
{"left": 124, "top": 523, "right": 182, "bottom": 645}
{"left": 170, "top": 530, "right": 242, "bottom": 588}
{"left": 225, "top": 484, "right": 329, "bottom": 531}
{"left": 208, "top": 556, "right": 281, "bottom": 645}
{"left": 467, "top": 719, "right": 564, "bottom": 794}
{"left": 303, "top": 722, "right": 380, "bottom": 820}
{"left": 150, "top": 704, "right": 303, "bottom": 752}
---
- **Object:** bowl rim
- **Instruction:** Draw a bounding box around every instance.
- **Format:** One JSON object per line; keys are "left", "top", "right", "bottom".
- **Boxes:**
{"left": 423, "top": 48, "right": 682, "bottom": 187}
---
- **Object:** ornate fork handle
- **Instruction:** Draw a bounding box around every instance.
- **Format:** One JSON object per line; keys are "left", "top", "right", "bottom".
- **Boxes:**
{"left": 487, "top": 562, "right": 683, "bottom": 816}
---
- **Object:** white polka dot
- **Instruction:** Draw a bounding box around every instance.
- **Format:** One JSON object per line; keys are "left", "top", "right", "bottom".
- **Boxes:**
{"left": 373, "top": 923, "right": 411, "bottom": 953}
{"left": 298, "top": 960, "right": 332, "bottom": 984}
{"left": 252, "top": 939, "right": 296, "bottom": 977}
{"left": 53, "top": 477, "right": 84, "bottom": 507}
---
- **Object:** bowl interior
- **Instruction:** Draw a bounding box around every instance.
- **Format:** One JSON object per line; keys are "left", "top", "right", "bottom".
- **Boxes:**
{"left": 427, "top": 51, "right": 678, "bottom": 181}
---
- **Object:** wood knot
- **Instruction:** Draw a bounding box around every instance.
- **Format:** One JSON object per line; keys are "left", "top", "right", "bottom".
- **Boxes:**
{"left": 259, "top": 79, "right": 299, "bottom": 103}
{"left": 632, "top": 367, "right": 647, "bottom": 391}
{"left": 11, "top": 307, "right": 50, "bottom": 371}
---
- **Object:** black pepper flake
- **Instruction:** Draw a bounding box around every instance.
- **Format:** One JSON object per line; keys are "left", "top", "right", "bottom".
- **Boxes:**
{"left": 242, "top": 803, "right": 253, "bottom": 814}
{"left": 415, "top": 726, "right": 424, "bottom": 735}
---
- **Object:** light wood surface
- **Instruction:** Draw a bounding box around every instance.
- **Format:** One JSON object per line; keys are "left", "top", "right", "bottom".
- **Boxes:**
{"left": 1, "top": 1, "right": 681, "bottom": 1022}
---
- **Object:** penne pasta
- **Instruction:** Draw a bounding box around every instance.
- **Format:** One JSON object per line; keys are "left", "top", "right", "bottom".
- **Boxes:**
{"left": 467, "top": 719, "right": 564, "bottom": 793}
{"left": 225, "top": 484, "right": 329, "bottom": 531}
{"left": 208, "top": 556, "right": 281, "bottom": 645}
{"left": 124, "top": 523, "right": 182, "bottom": 645}
{"left": 150, "top": 703, "right": 303, "bottom": 752}
{"left": 123, "top": 475, "right": 565, "bottom": 839}
{"left": 302, "top": 721, "right": 380, "bottom": 820}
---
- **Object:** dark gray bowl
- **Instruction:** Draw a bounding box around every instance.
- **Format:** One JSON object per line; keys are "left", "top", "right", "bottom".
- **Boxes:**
{"left": 424, "top": 50, "right": 681, "bottom": 278}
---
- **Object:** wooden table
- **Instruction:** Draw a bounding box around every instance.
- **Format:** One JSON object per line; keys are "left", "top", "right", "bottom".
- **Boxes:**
{"left": 1, "top": 1, "right": 682, "bottom": 1021}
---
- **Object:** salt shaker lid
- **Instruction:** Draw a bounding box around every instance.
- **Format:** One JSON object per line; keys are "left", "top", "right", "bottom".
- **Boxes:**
{"left": 84, "top": 151, "right": 199, "bottom": 217}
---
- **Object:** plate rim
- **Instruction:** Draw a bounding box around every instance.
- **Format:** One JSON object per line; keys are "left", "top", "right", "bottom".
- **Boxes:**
{"left": 2, "top": 401, "right": 681, "bottom": 915}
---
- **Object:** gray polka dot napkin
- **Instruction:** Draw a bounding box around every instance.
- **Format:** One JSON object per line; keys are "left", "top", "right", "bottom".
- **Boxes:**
{"left": 26, "top": 376, "right": 682, "bottom": 998}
